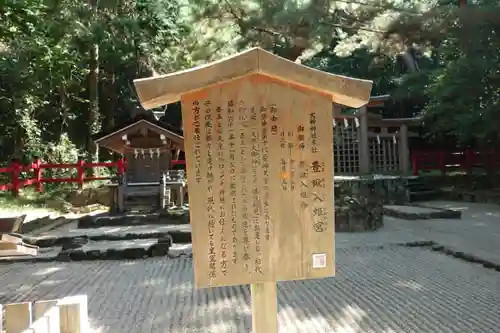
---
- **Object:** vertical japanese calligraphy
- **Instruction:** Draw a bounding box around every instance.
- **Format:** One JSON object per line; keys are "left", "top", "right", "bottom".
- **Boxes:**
{"left": 288, "top": 129, "right": 296, "bottom": 191}
{"left": 260, "top": 106, "right": 271, "bottom": 241}
{"left": 227, "top": 100, "right": 238, "bottom": 266}
{"left": 204, "top": 100, "right": 217, "bottom": 279}
{"left": 310, "top": 112, "right": 318, "bottom": 154}
{"left": 216, "top": 104, "right": 228, "bottom": 276}
{"left": 250, "top": 106, "right": 263, "bottom": 275}
{"left": 309, "top": 111, "right": 328, "bottom": 233}
{"left": 192, "top": 101, "right": 202, "bottom": 184}
{"left": 182, "top": 73, "right": 335, "bottom": 289}
{"left": 270, "top": 103, "right": 278, "bottom": 136}
{"left": 239, "top": 100, "right": 251, "bottom": 271}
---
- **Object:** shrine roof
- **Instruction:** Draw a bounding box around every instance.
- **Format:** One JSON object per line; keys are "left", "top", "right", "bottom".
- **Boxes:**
{"left": 93, "top": 115, "right": 183, "bottom": 152}
{"left": 133, "top": 47, "right": 373, "bottom": 110}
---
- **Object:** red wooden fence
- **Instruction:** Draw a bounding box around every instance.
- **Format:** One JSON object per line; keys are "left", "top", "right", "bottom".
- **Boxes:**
{"left": 0, "top": 158, "right": 127, "bottom": 195}
{"left": 411, "top": 149, "right": 500, "bottom": 176}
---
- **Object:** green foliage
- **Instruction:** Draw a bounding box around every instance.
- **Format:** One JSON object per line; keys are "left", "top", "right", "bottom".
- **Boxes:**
{"left": 1, "top": 0, "right": 499, "bottom": 197}
{"left": 0, "top": 0, "right": 191, "bottom": 166}
{"left": 385, "top": 0, "right": 500, "bottom": 145}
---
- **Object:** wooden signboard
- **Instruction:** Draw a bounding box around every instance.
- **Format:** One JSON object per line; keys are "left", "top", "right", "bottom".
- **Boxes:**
{"left": 134, "top": 47, "right": 372, "bottom": 333}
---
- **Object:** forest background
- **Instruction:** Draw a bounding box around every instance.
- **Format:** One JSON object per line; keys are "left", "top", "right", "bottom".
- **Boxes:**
{"left": 1, "top": 0, "right": 499, "bottom": 169}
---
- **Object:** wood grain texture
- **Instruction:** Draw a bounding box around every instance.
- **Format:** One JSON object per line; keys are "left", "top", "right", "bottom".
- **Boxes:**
{"left": 4, "top": 302, "right": 32, "bottom": 333}
{"left": 134, "top": 48, "right": 372, "bottom": 110}
{"left": 182, "top": 74, "right": 335, "bottom": 288}
{"left": 251, "top": 283, "right": 278, "bottom": 333}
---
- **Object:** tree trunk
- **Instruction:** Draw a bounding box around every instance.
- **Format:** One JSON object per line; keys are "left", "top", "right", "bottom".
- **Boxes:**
{"left": 87, "top": 0, "right": 99, "bottom": 172}
{"left": 401, "top": 49, "right": 419, "bottom": 73}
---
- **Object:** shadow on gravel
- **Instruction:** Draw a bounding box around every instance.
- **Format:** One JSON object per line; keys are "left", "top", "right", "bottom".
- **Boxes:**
{"left": 2, "top": 246, "right": 500, "bottom": 332}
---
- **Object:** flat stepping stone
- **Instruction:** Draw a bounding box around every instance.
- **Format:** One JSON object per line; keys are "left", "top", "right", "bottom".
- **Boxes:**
{"left": 29, "top": 224, "right": 191, "bottom": 247}
{"left": 384, "top": 204, "right": 461, "bottom": 220}
{"left": 78, "top": 211, "right": 189, "bottom": 228}
{"left": 0, "top": 238, "right": 178, "bottom": 263}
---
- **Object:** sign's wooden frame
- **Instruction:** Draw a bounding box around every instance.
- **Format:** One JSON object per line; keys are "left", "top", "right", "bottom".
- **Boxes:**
{"left": 134, "top": 47, "right": 372, "bottom": 333}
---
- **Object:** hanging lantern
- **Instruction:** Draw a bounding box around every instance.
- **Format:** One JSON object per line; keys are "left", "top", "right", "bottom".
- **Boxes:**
{"left": 333, "top": 120, "right": 336, "bottom": 128}
{"left": 134, "top": 149, "right": 139, "bottom": 158}
{"left": 156, "top": 148, "right": 160, "bottom": 157}
{"left": 393, "top": 135, "right": 397, "bottom": 144}
{"left": 354, "top": 117, "right": 360, "bottom": 128}
{"left": 377, "top": 135, "right": 381, "bottom": 145}
{"left": 141, "top": 149, "right": 145, "bottom": 158}
{"left": 343, "top": 118, "right": 349, "bottom": 128}
{"left": 148, "top": 148, "right": 153, "bottom": 157}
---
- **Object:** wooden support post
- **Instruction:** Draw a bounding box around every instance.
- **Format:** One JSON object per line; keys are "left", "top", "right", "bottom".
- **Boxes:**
{"left": 399, "top": 124, "right": 410, "bottom": 176}
{"left": 58, "top": 295, "right": 89, "bottom": 333}
{"left": 117, "top": 174, "right": 125, "bottom": 213}
{"left": 159, "top": 173, "right": 166, "bottom": 210}
{"left": 11, "top": 159, "right": 21, "bottom": 197}
{"left": 179, "top": 186, "right": 184, "bottom": 206}
{"left": 358, "top": 106, "right": 370, "bottom": 173}
{"left": 251, "top": 282, "right": 278, "bottom": 333}
{"left": 33, "top": 157, "right": 43, "bottom": 192}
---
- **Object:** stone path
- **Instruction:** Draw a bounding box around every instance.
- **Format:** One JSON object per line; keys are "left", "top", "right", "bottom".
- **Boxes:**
{"left": 1, "top": 201, "right": 500, "bottom": 332}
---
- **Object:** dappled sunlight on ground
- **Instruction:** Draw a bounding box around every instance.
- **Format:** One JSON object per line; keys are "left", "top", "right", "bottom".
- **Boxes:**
{"left": 1, "top": 201, "right": 500, "bottom": 331}
{"left": 394, "top": 280, "right": 424, "bottom": 291}
{"left": 33, "top": 266, "right": 64, "bottom": 276}
{"left": 0, "top": 246, "right": 499, "bottom": 332}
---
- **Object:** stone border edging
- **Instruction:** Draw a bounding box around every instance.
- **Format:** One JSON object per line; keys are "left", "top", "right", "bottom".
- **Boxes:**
{"left": 383, "top": 205, "right": 461, "bottom": 220}
{"left": 77, "top": 212, "right": 189, "bottom": 229}
{"left": 21, "top": 216, "right": 74, "bottom": 235}
{"left": 26, "top": 230, "right": 192, "bottom": 248}
{"left": 400, "top": 240, "right": 500, "bottom": 272}
{"left": 0, "top": 237, "right": 193, "bottom": 264}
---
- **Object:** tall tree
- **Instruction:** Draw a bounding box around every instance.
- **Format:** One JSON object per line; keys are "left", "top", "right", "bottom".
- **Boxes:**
{"left": 0, "top": 0, "right": 191, "bottom": 163}
{"left": 185, "top": 0, "right": 435, "bottom": 63}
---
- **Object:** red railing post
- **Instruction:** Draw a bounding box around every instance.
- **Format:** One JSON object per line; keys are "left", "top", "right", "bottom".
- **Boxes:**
{"left": 117, "top": 158, "right": 126, "bottom": 176}
{"left": 11, "top": 159, "right": 21, "bottom": 196}
{"left": 77, "top": 160, "right": 85, "bottom": 189}
{"left": 33, "top": 157, "right": 43, "bottom": 192}
{"left": 412, "top": 152, "right": 419, "bottom": 176}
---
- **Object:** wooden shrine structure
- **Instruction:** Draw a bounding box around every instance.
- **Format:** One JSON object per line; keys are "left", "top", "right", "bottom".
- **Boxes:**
{"left": 168, "top": 94, "right": 422, "bottom": 177}
{"left": 93, "top": 111, "right": 187, "bottom": 212}
{"left": 333, "top": 95, "right": 421, "bottom": 175}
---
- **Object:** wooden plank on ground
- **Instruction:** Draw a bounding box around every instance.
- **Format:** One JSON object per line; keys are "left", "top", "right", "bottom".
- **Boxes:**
{"left": 4, "top": 302, "right": 32, "bottom": 333}
{"left": 57, "top": 295, "right": 88, "bottom": 333}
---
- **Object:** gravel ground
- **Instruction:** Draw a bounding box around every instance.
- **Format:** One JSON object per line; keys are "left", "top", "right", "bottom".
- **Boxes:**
{"left": 1, "top": 246, "right": 500, "bottom": 333}
{"left": 1, "top": 201, "right": 500, "bottom": 332}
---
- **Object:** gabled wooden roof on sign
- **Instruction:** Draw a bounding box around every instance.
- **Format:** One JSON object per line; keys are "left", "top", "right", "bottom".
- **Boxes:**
{"left": 133, "top": 47, "right": 373, "bottom": 110}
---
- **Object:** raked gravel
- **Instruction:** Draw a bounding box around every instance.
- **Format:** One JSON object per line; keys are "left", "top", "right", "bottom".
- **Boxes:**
{"left": 1, "top": 246, "right": 500, "bottom": 333}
